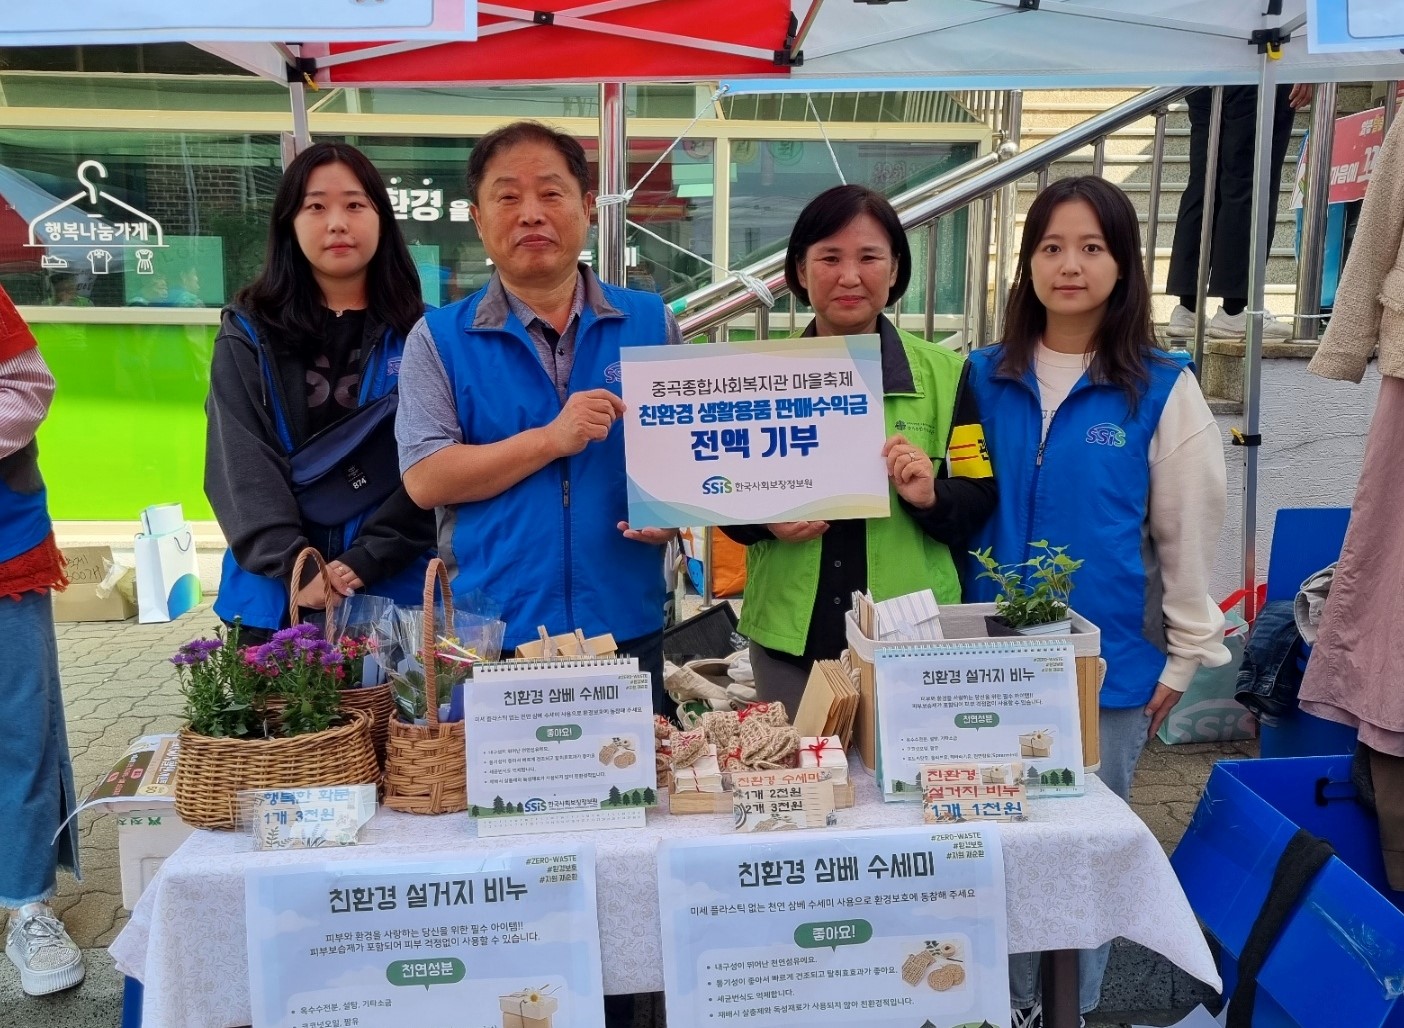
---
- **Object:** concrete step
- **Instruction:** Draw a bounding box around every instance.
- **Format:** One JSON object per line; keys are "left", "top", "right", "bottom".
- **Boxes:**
{"left": 0, "top": 948, "right": 127, "bottom": 1028}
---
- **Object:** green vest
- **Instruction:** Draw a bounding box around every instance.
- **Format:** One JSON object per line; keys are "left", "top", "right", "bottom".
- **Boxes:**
{"left": 738, "top": 327, "right": 967, "bottom": 656}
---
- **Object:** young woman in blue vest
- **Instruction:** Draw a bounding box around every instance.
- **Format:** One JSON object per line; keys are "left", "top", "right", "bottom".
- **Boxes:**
{"left": 964, "top": 177, "right": 1230, "bottom": 1027}
{"left": 205, "top": 142, "right": 434, "bottom": 643}
{"left": 723, "top": 185, "right": 998, "bottom": 714}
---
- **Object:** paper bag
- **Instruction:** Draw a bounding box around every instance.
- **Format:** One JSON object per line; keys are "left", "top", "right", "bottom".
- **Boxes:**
{"left": 134, "top": 524, "right": 202, "bottom": 623}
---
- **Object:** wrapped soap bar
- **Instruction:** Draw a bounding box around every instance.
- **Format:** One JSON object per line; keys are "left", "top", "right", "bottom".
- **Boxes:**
{"left": 798, "top": 735, "right": 848, "bottom": 783}
{"left": 671, "top": 745, "right": 724, "bottom": 793}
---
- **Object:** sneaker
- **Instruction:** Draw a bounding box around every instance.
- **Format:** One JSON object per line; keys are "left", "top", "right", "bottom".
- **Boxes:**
{"left": 1166, "top": 304, "right": 1196, "bottom": 339}
{"left": 5, "top": 904, "right": 85, "bottom": 996}
{"left": 1206, "top": 306, "right": 1295, "bottom": 341}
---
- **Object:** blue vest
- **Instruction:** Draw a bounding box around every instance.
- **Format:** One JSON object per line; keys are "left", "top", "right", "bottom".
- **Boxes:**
{"left": 214, "top": 320, "right": 429, "bottom": 630}
{"left": 0, "top": 442, "right": 52, "bottom": 565}
{"left": 964, "top": 345, "right": 1186, "bottom": 709}
{"left": 424, "top": 283, "right": 668, "bottom": 650}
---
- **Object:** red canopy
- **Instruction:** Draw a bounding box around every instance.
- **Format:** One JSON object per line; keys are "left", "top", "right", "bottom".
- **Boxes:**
{"left": 316, "top": 0, "right": 798, "bottom": 87}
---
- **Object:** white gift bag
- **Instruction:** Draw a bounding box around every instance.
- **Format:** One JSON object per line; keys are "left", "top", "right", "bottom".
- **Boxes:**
{"left": 134, "top": 522, "right": 202, "bottom": 623}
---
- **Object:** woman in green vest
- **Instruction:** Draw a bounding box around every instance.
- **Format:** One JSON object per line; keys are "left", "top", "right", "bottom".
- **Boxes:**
{"left": 722, "top": 185, "right": 998, "bottom": 713}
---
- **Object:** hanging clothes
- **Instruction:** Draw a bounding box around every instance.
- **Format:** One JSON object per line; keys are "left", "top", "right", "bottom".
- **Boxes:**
{"left": 1300, "top": 107, "right": 1404, "bottom": 889}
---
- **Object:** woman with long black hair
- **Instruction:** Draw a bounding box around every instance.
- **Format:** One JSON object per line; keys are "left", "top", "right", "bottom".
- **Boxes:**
{"left": 205, "top": 141, "right": 434, "bottom": 642}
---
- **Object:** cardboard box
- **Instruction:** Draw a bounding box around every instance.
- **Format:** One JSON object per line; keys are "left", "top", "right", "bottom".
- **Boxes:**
{"left": 845, "top": 602, "right": 1103, "bottom": 772}
{"left": 78, "top": 734, "right": 188, "bottom": 908}
{"left": 114, "top": 808, "right": 194, "bottom": 909}
{"left": 52, "top": 545, "right": 136, "bottom": 622}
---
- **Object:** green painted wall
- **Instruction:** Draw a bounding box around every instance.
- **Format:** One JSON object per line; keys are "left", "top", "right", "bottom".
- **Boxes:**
{"left": 35, "top": 322, "right": 216, "bottom": 520}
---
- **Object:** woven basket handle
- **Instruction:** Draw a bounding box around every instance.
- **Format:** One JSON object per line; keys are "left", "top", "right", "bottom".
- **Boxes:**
{"left": 421, "top": 557, "right": 453, "bottom": 727}
{"left": 288, "top": 546, "right": 337, "bottom": 641}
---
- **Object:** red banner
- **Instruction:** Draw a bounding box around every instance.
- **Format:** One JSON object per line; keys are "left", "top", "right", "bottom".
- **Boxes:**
{"left": 1328, "top": 107, "right": 1386, "bottom": 205}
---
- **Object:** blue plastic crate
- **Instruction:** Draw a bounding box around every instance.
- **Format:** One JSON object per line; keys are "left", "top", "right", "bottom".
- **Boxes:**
{"left": 1172, "top": 756, "right": 1404, "bottom": 1027}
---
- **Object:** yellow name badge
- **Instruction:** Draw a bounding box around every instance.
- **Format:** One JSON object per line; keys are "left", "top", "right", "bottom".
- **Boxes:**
{"left": 947, "top": 423, "right": 994, "bottom": 479}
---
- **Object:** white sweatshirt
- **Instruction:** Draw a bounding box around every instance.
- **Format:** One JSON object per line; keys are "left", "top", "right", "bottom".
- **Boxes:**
{"left": 1034, "top": 343, "right": 1231, "bottom": 692}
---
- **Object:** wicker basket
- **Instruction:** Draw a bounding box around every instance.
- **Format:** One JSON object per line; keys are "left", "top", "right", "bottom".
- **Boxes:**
{"left": 174, "top": 707, "right": 379, "bottom": 830}
{"left": 382, "top": 558, "right": 468, "bottom": 814}
{"left": 287, "top": 547, "right": 395, "bottom": 766}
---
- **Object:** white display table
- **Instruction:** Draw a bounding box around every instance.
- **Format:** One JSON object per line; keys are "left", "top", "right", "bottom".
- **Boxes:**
{"left": 110, "top": 769, "right": 1218, "bottom": 1028}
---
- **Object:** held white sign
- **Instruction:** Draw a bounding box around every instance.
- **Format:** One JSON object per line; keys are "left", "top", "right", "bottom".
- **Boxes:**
{"left": 620, "top": 335, "right": 890, "bottom": 528}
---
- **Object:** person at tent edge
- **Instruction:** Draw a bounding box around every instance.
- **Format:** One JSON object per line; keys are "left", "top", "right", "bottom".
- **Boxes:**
{"left": 0, "top": 285, "right": 86, "bottom": 999}
{"left": 396, "top": 119, "right": 683, "bottom": 718}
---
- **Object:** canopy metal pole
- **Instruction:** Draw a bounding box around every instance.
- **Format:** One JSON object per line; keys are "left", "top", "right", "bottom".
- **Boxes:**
{"left": 992, "top": 89, "right": 1023, "bottom": 339}
{"left": 1296, "top": 82, "right": 1337, "bottom": 342}
{"left": 1192, "top": 86, "right": 1224, "bottom": 372}
{"left": 1091, "top": 137, "right": 1106, "bottom": 177}
{"left": 1144, "top": 107, "right": 1168, "bottom": 284}
{"left": 1241, "top": 54, "right": 1279, "bottom": 625}
{"left": 287, "top": 82, "right": 312, "bottom": 165}
{"left": 1386, "top": 81, "right": 1399, "bottom": 134}
{"left": 924, "top": 219, "right": 939, "bottom": 341}
{"left": 597, "top": 82, "right": 628, "bottom": 286}
{"left": 972, "top": 196, "right": 994, "bottom": 348}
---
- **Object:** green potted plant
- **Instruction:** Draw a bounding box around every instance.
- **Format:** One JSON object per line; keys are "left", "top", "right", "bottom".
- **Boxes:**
{"left": 970, "top": 541, "right": 1083, "bottom": 637}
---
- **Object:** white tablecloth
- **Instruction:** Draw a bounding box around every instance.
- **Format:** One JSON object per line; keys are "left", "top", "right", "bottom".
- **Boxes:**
{"left": 110, "top": 770, "right": 1219, "bottom": 1028}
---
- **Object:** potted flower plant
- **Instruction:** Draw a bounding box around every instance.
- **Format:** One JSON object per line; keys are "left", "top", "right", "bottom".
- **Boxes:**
{"left": 170, "top": 620, "right": 379, "bottom": 830}
{"left": 970, "top": 541, "right": 1083, "bottom": 637}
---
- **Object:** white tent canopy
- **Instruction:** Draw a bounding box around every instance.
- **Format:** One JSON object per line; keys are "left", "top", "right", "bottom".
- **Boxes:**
{"left": 726, "top": 0, "right": 1404, "bottom": 93}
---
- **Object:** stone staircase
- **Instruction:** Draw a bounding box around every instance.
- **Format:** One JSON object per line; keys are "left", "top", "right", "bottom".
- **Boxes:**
{"left": 1007, "top": 85, "right": 1376, "bottom": 329}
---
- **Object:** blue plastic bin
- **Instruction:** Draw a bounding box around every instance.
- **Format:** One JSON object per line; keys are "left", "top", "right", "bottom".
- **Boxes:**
{"left": 1258, "top": 508, "right": 1357, "bottom": 758}
{"left": 1173, "top": 756, "right": 1404, "bottom": 1027}
{"left": 121, "top": 975, "right": 143, "bottom": 1028}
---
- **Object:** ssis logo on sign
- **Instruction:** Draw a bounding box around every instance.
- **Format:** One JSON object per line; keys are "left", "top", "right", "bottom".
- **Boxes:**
{"left": 702, "top": 476, "right": 734, "bottom": 495}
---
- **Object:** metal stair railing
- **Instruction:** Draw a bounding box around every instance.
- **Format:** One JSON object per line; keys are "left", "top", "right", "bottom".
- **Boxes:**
{"left": 678, "top": 85, "right": 1193, "bottom": 342}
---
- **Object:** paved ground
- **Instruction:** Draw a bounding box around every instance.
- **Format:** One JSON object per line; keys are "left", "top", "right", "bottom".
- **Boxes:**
{"left": 1, "top": 602, "right": 1253, "bottom": 1028}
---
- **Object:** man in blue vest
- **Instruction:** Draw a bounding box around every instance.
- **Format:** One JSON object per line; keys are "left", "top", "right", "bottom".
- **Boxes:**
{"left": 397, "top": 120, "right": 680, "bottom": 716}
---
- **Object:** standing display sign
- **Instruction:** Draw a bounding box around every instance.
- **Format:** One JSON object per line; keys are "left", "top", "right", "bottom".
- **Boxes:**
{"left": 6, "top": 0, "right": 476, "bottom": 44}
{"left": 619, "top": 336, "right": 890, "bottom": 528}
{"left": 246, "top": 848, "right": 603, "bottom": 1028}
{"left": 658, "top": 825, "right": 1009, "bottom": 1028}
{"left": 466, "top": 660, "right": 656, "bottom": 835}
{"left": 874, "top": 640, "right": 1084, "bottom": 799}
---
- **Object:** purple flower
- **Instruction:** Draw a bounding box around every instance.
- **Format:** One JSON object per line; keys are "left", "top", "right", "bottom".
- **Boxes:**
{"left": 170, "top": 653, "right": 194, "bottom": 667}
{"left": 185, "top": 638, "right": 223, "bottom": 656}
{"left": 318, "top": 650, "right": 344, "bottom": 671}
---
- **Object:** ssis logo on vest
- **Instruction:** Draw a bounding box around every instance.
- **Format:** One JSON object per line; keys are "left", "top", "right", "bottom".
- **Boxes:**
{"left": 604, "top": 361, "right": 623, "bottom": 383}
{"left": 702, "top": 476, "right": 734, "bottom": 495}
{"left": 1085, "top": 423, "right": 1127, "bottom": 447}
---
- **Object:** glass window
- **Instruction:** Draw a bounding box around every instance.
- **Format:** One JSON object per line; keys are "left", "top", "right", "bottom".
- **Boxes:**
{"left": 355, "top": 134, "right": 712, "bottom": 307}
{"left": 0, "top": 129, "right": 282, "bottom": 307}
{"left": 727, "top": 138, "right": 977, "bottom": 321}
